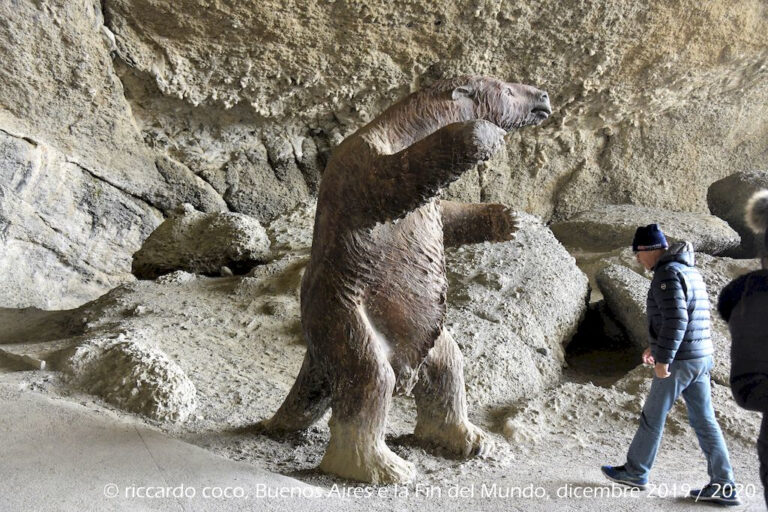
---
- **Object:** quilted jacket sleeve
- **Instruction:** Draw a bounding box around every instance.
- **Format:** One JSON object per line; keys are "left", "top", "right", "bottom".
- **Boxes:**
{"left": 651, "top": 267, "right": 689, "bottom": 364}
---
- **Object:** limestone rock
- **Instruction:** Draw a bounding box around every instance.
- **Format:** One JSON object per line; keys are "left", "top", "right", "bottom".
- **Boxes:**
{"left": 550, "top": 204, "right": 740, "bottom": 255}
{"left": 105, "top": 0, "right": 768, "bottom": 223}
{"left": 707, "top": 170, "right": 768, "bottom": 257}
{"left": 0, "top": 131, "right": 161, "bottom": 309}
{"left": 595, "top": 264, "right": 650, "bottom": 350}
{"left": 222, "top": 145, "right": 312, "bottom": 224}
{"left": 65, "top": 332, "right": 198, "bottom": 423}
{"left": 132, "top": 207, "right": 271, "bottom": 279}
{"left": 446, "top": 213, "right": 589, "bottom": 409}
{"left": 0, "top": 0, "right": 230, "bottom": 308}
{"left": 262, "top": 200, "right": 317, "bottom": 256}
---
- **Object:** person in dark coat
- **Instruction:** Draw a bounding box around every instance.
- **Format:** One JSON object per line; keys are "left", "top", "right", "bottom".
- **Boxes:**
{"left": 719, "top": 189, "right": 768, "bottom": 508}
{"left": 602, "top": 224, "right": 741, "bottom": 506}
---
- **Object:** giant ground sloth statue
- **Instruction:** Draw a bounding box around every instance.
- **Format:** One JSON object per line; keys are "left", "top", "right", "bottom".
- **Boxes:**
{"left": 262, "top": 75, "right": 552, "bottom": 484}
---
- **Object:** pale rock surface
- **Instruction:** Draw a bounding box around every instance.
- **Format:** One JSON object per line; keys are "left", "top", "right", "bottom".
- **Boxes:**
{"left": 550, "top": 204, "right": 740, "bottom": 255}
{"left": 707, "top": 170, "right": 768, "bottom": 257}
{"left": 64, "top": 331, "right": 199, "bottom": 423}
{"left": 0, "top": 384, "right": 333, "bottom": 512}
{"left": 0, "top": 0, "right": 226, "bottom": 308}
{"left": 594, "top": 264, "right": 650, "bottom": 350}
{"left": 0, "top": 130, "right": 161, "bottom": 309}
{"left": 262, "top": 200, "right": 317, "bottom": 256}
{"left": 104, "top": 0, "right": 768, "bottom": 223}
{"left": 504, "top": 365, "right": 761, "bottom": 449}
{"left": 446, "top": 213, "right": 589, "bottom": 409}
{"left": 131, "top": 205, "right": 271, "bottom": 279}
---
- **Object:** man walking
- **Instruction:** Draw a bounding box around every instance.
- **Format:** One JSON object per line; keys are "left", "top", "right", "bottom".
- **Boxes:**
{"left": 601, "top": 224, "right": 740, "bottom": 506}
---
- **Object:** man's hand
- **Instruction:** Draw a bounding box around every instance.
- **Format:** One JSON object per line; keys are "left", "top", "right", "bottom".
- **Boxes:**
{"left": 642, "top": 348, "right": 655, "bottom": 365}
{"left": 654, "top": 363, "right": 671, "bottom": 379}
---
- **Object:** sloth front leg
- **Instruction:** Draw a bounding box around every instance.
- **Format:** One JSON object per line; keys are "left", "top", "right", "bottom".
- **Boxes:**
{"left": 355, "top": 120, "right": 507, "bottom": 224}
{"left": 440, "top": 200, "right": 521, "bottom": 248}
{"left": 413, "top": 329, "right": 494, "bottom": 458}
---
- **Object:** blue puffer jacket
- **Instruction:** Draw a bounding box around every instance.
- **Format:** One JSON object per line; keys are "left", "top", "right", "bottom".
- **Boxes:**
{"left": 647, "top": 241, "right": 714, "bottom": 364}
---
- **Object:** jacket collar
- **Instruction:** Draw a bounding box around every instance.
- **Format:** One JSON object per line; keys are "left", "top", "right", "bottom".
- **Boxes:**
{"left": 653, "top": 241, "right": 695, "bottom": 270}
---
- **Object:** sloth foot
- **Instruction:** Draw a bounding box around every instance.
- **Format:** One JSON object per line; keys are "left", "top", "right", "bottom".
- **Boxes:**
{"left": 485, "top": 204, "right": 521, "bottom": 243}
{"left": 415, "top": 420, "right": 495, "bottom": 458}
{"left": 320, "top": 437, "right": 416, "bottom": 484}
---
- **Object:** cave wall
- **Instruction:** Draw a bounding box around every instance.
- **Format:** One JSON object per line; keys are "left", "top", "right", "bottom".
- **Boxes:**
{"left": 1, "top": 0, "right": 767, "bottom": 308}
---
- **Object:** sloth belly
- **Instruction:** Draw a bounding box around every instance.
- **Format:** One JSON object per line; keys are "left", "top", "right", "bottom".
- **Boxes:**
{"left": 364, "top": 201, "right": 447, "bottom": 385}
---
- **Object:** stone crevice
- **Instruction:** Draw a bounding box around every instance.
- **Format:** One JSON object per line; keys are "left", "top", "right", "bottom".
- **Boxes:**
{"left": 66, "top": 158, "right": 163, "bottom": 218}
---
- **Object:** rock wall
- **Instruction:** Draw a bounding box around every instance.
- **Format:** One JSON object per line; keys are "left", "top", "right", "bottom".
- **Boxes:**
{"left": 2, "top": 0, "right": 768, "bottom": 308}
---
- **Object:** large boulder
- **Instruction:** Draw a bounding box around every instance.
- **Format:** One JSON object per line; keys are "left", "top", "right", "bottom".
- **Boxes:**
{"left": 596, "top": 254, "right": 759, "bottom": 385}
{"left": 65, "top": 331, "right": 199, "bottom": 423}
{"left": 707, "top": 170, "right": 768, "bottom": 257}
{"left": 446, "top": 213, "right": 589, "bottom": 409}
{"left": 132, "top": 205, "right": 271, "bottom": 279}
{"left": 595, "top": 264, "right": 650, "bottom": 349}
{"left": 550, "top": 204, "right": 740, "bottom": 255}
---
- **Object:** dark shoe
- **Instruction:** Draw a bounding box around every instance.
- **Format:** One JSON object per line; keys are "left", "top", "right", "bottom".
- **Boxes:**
{"left": 689, "top": 483, "right": 742, "bottom": 506}
{"left": 600, "top": 465, "right": 648, "bottom": 489}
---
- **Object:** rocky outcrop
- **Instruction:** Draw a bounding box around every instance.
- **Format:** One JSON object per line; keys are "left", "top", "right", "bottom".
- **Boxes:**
{"left": 550, "top": 204, "right": 740, "bottom": 255}
{"left": 595, "top": 264, "right": 650, "bottom": 349}
{"left": 104, "top": 0, "right": 768, "bottom": 223}
{"left": 707, "top": 170, "right": 768, "bottom": 257}
{"left": 446, "top": 213, "right": 589, "bottom": 409}
{"left": 65, "top": 331, "right": 199, "bottom": 423}
{"left": 131, "top": 205, "right": 271, "bottom": 279}
{"left": 0, "top": 0, "right": 228, "bottom": 309}
{"left": 0, "top": 130, "right": 161, "bottom": 309}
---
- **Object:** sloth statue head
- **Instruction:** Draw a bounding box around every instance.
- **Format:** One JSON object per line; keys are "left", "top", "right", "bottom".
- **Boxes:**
{"left": 428, "top": 75, "right": 552, "bottom": 131}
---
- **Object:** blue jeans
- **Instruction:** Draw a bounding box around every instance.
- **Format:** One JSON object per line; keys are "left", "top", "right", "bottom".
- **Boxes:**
{"left": 625, "top": 356, "right": 735, "bottom": 484}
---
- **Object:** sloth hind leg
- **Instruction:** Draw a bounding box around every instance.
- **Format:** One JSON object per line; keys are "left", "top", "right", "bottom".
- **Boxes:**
{"left": 413, "top": 328, "right": 494, "bottom": 458}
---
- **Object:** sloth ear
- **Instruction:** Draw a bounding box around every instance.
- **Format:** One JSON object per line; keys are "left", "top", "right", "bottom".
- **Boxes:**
{"left": 451, "top": 85, "right": 475, "bottom": 101}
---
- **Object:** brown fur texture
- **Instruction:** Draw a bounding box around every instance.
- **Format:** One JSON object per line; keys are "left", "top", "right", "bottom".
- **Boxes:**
{"left": 262, "top": 76, "right": 551, "bottom": 484}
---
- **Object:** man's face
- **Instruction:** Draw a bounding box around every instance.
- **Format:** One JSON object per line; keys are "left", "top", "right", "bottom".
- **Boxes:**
{"left": 635, "top": 250, "right": 663, "bottom": 271}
